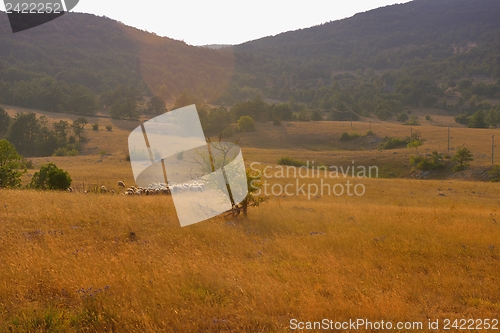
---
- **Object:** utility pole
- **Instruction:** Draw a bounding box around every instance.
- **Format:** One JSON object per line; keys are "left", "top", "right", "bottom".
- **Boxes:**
{"left": 350, "top": 110, "right": 353, "bottom": 128}
{"left": 492, "top": 135, "right": 495, "bottom": 165}
{"left": 447, "top": 126, "right": 450, "bottom": 153}
{"left": 369, "top": 118, "right": 372, "bottom": 132}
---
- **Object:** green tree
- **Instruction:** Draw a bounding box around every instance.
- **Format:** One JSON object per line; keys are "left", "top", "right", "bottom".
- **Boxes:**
{"left": 172, "top": 90, "right": 200, "bottom": 110}
{"left": 468, "top": 110, "right": 487, "bottom": 128}
{"left": 0, "top": 107, "right": 10, "bottom": 135}
{"left": 30, "top": 163, "right": 71, "bottom": 190}
{"left": 273, "top": 103, "right": 293, "bottom": 121}
{"left": 6, "top": 112, "right": 41, "bottom": 156}
{"left": 311, "top": 110, "right": 323, "bottom": 121}
{"left": 232, "top": 96, "right": 269, "bottom": 122}
{"left": 71, "top": 117, "right": 88, "bottom": 140}
{"left": 146, "top": 95, "right": 167, "bottom": 115}
{"left": 0, "top": 139, "right": 24, "bottom": 188}
{"left": 397, "top": 113, "right": 409, "bottom": 122}
{"left": 67, "top": 85, "right": 98, "bottom": 115}
{"left": 99, "top": 85, "right": 143, "bottom": 109}
{"left": 53, "top": 120, "right": 69, "bottom": 141}
{"left": 46, "top": 168, "right": 72, "bottom": 190}
{"left": 407, "top": 138, "right": 423, "bottom": 155}
{"left": 240, "top": 168, "right": 266, "bottom": 217}
{"left": 203, "top": 106, "right": 232, "bottom": 135}
{"left": 110, "top": 98, "right": 140, "bottom": 120}
{"left": 237, "top": 116, "right": 255, "bottom": 132}
{"left": 452, "top": 147, "right": 473, "bottom": 171}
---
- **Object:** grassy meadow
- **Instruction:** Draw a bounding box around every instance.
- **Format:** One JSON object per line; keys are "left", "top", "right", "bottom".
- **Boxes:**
{"left": 0, "top": 104, "right": 499, "bottom": 332}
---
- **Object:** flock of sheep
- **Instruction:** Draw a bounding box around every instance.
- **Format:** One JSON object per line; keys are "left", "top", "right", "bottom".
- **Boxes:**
{"left": 120, "top": 180, "right": 206, "bottom": 196}
{"left": 68, "top": 180, "right": 206, "bottom": 195}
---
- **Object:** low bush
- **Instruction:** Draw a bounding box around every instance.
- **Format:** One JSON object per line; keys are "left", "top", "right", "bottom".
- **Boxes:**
{"left": 410, "top": 151, "right": 444, "bottom": 170}
{"left": 379, "top": 137, "right": 407, "bottom": 150}
{"left": 53, "top": 147, "right": 79, "bottom": 156}
{"left": 404, "top": 116, "right": 420, "bottom": 126}
{"left": 397, "top": 113, "right": 409, "bottom": 122}
{"left": 488, "top": 165, "right": 500, "bottom": 182}
{"left": 238, "top": 116, "right": 255, "bottom": 132}
{"left": 455, "top": 113, "right": 469, "bottom": 125}
{"left": 311, "top": 110, "right": 323, "bottom": 121}
{"left": 29, "top": 163, "right": 72, "bottom": 190}
{"left": 277, "top": 157, "right": 307, "bottom": 167}
{"left": 222, "top": 126, "right": 234, "bottom": 137}
{"left": 340, "top": 132, "right": 360, "bottom": 141}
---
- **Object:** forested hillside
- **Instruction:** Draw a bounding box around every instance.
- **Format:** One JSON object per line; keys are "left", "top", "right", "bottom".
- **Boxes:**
{"left": 235, "top": 0, "right": 500, "bottom": 75}
{"left": 0, "top": 11, "right": 233, "bottom": 114}
{"left": 1, "top": 0, "right": 500, "bottom": 125}
{"left": 224, "top": 0, "right": 500, "bottom": 125}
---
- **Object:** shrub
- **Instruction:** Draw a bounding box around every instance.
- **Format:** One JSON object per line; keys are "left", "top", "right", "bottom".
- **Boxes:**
{"left": 340, "top": 132, "right": 360, "bottom": 141}
{"left": 298, "top": 109, "right": 311, "bottom": 121}
{"left": 53, "top": 147, "right": 79, "bottom": 156}
{"left": 397, "top": 113, "right": 409, "bottom": 122}
{"left": 277, "top": 157, "right": 306, "bottom": 167}
{"left": 311, "top": 110, "right": 323, "bottom": 121}
{"left": 222, "top": 126, "right": 234, "bottom": 137}
{"left": 488, "top": 165, "right": 500, "bottom": 182}
{"left": 19, "top": 158, "right": 35, "bottom": 169}
{"left": 340, "top": 132, "right": 351, "bottom": 141}
{"left": 366, "top": 130, "right": 374, "bottom": 136}
{"left": 47, "top": 169, "right": 72, "bottom": 190}
{"left": 30, "top": 163, "right": 72, "bottom": 190}
{"left": 452, "top": 147, "right": 473, "bottom": 172}
{"left": 0, "top": 139, "right": 24, "bottom": 188}
{"left": 455, "top": 113, "right": 469, "bottom": 125}
{"left": 106, "top": 125, "right": 113, "bottom": 131}
{"left": 379, "top": 137, "right": 407, "bottom": 150}
{"left": 92, "top": 123, "right": 99, "bottom": 131}
{"left": 404, "top": 116, "right": 420, "bottom": 126}
{"left": 0, "top": 107, "right": 10, "bottom": 134}
{"left": 273, "top": 118, "right": 282, "bottom": 126}
{"left": 238, "top": 116, "right": 255, "bottom": 132}
{"left": 240, "top": 168, "right": 268, "bottom": 217}
{"left": 425, "top": 115, "right": 432, "bottom": 121}
{"left": 410, "top": 151, "right": 444, "bottom": 170}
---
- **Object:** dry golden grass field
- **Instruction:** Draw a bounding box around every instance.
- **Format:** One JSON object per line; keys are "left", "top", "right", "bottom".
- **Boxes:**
{"left": 0, "top": 104, "right": 499, "bottom": 332}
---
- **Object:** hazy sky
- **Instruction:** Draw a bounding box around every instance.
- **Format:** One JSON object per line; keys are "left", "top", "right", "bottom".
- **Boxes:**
{"left": 2, "top": 1, "right": 412, "bottom": 45}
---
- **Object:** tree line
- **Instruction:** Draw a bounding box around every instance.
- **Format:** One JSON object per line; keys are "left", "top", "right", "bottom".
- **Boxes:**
{"left": 0, "top": 107, "right": 87, "bottom": 157}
